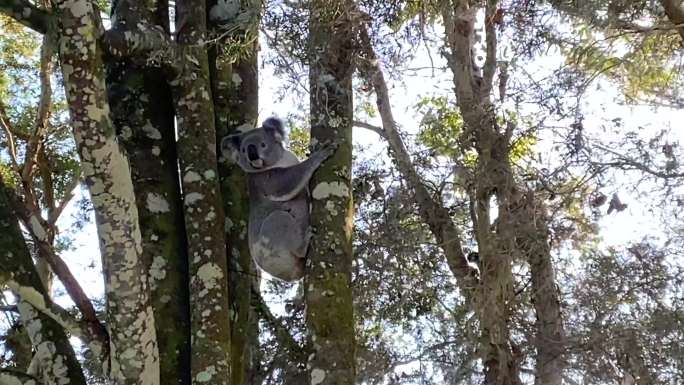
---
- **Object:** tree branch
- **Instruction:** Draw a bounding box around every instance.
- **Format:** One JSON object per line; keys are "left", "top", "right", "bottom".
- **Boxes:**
{"left": 0, "top": 304, "right": 19, "bottom": 312}
{"left": 0, "top": 178, "right": 109, "bottom": 347}
{"left": 0, "top": 101, "right": 21, "bottom": 171}
{"left": 441, "top": 0, "right": 478, "bottom": 107}
{"left": 356, "top": 20, "right": 479, "bottom": 292}
{"left": 251, "top": 286, "right": 306, "bottom": 362}
{"left": 48, "top": 168, "right": 81, "bottom": 225}
{"left": 0, "top": 177, "right": 109, "bottom": 367}
{"left": 21, "top": 35, "right": 54, "bottom": 183}
{"left": 352, "top": 120, "right": 386, "bottom": 138}
{"left": 482, "top": 0, "right": 499, "bottom": 95}
{"left": 594, "top": 144, "right": 684, "bottom": 178}
{"left": 0, "top": 369, "right": 42, "bottom": 385}
{"left": 0, "top": 266, "right": 106, "bottom": 360}
{"left": 0, "top": 0, "right": 52, "bottom": 34}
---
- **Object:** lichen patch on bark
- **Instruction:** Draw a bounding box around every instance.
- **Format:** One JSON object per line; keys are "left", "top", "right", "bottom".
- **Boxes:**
{"left": 311, "top": 181, "right": 349, "bottom": 200}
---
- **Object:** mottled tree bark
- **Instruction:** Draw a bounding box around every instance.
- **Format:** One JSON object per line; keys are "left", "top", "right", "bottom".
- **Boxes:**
{"left": 106, "top": 0, "right": 191, "bottom": 383}
{"left": 306, "top": 1, "right": 356, "bottom": 384}
{"left": 0, "top": 183, "right": 87, "bottom": 385}
{"left": 54, "top": 0, "right": 159, "bottom": 382}
{"left": 208, "top": 0, "right": 260, "bottom": 380}
{"left": 174, "top": 0, "right": 232, "bottom": 382}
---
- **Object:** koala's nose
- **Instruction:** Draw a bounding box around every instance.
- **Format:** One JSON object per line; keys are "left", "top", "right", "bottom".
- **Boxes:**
{"left": 247, "top": 144, "right": 259, "bottom": 161}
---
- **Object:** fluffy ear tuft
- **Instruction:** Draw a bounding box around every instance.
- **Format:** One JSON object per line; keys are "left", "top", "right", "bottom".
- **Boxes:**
{"left": 262, "top": 117, "right": 285, "bottom": 142}
{"left": 221, "top": 134, "right": 241, "bottom": 150}
{"left": 220, "top": 134, "right": 242, "bottom": 162}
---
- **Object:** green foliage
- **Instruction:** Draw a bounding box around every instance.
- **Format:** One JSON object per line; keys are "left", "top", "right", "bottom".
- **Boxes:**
{"left": 415, "top": 97, "right": 538, "bottom": 167}
{"left": 509, "top": 132, "right": 537, "bottom": 164}
{"left": 376, "top": 0, "right": 441, "bottom": 31}
{"left": 0, "top": 16, "right": 41, "bottom": 106}
{"left": 0, "top": 163, "right": 17, "bottom": 186}
{"left": 565, "top": 19, "right": 682, "bottom": 104}
{"left": 286, "top": 121, "right": 310, "bottom": 159}
{"left": 415, "top": 96, "right": 464, "bottom": 159}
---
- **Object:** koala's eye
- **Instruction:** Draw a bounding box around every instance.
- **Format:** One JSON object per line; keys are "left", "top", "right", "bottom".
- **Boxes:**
{"left": 241, "top": 148, "right": 245, "bottom": 153}
{"left": 260, "top": 142, "right": 266, "bottom": 148}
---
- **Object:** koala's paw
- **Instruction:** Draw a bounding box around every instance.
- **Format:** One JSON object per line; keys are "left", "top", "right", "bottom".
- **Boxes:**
{"left": 320, "top": 140, "right": 340, "bottom": 158}
{"left": 305, "top": 226, "right": 314, "bottom": 241}
{"left": 321, "top": 146, "right": 335, "bottom": 159}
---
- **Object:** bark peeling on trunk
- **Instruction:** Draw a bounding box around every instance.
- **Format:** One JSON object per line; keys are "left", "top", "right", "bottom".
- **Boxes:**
{"left": 306, "top": 1, "right": 356, "bottom": 384}
{"left": 174, "top": 0, "right": 232, "bottom": 382}
{"left": 54, "top": 0, "right": 159, "bottom": 382}
{"left": 0, "top": 183, "right": 87, "bottom": 385}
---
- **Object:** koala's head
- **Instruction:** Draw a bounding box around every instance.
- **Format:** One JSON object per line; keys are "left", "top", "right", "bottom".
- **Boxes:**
{"left": 221, "top": 118, "right": 286, "bottom": 173}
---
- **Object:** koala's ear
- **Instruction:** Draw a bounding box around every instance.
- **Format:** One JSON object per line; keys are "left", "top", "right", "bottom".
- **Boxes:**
{"left": 221, "top": 134, "right": 241, "bottom": 150}
{"left": 221, "top": 134, "right": 242, "bottom": 162}
{"left": 262, "top": 117, "right": 285, "bottom": 142}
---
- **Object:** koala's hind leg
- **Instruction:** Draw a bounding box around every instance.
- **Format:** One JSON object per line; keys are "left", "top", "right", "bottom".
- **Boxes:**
{"left": 255, "top": 211, "right": 307, "bottom": 281}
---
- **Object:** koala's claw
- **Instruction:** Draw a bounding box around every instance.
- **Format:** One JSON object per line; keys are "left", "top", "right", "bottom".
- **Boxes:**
{"left": 323, "top": 146, "right": 336, "bottom": 158}
{"left": 316, "top": 142, "right": 337, "bottom": 159}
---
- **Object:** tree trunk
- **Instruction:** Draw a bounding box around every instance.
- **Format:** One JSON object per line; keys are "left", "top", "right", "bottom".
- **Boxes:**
{"left": 440, "top": 1, "right": 564, "bottom": 384}
{"left": 519, "top": 197, "right": 564, "bottom": 385}
{"left": 173, "top": 0, "right": 233, "bottom": 382}
{"left": 55, "top": 0, "right": 159, "bottom": 382}
{"left": 661, "top": 0, "right": 684, "bottom": 42}
{"left": 208, "top": 0, "right": 261, "bottom": 381}
{"left": 106, "top": 1, "right": 192, "bottom": 383}
{"left": 306, "top": 1, "right": 357, "bottom": 384}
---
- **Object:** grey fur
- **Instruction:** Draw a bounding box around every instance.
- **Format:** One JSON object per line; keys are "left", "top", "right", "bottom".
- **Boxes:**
{"left": 221, "top": 118, "right": 335, "bottom": 281}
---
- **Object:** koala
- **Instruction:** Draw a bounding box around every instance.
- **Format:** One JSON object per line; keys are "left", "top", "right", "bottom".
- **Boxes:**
{"left": 221, "top": 118, "right": 336, "bottom": 281}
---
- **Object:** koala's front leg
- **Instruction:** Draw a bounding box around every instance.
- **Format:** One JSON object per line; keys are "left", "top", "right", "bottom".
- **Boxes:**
{"left": 262, "top": 144, "right": 337, "bottom": 201}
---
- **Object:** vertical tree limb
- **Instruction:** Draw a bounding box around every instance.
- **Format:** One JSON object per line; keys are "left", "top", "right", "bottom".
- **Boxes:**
{"left": 306, "top": 1, "right": 357, "bottom": 384}
{"left": 54, "top": 0, "right": 159, "bottom": 382}
{"left": 106, "top": 0, "right": 192, "bottom": 382}
{"left": 208, "top": 0, "right": 260, "bottom": 379}
{"left": 440, "top": 1, "right": 564, "bottom": 383}
{"left": 174, "top": 0, "right": 232, "bottom": 382}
